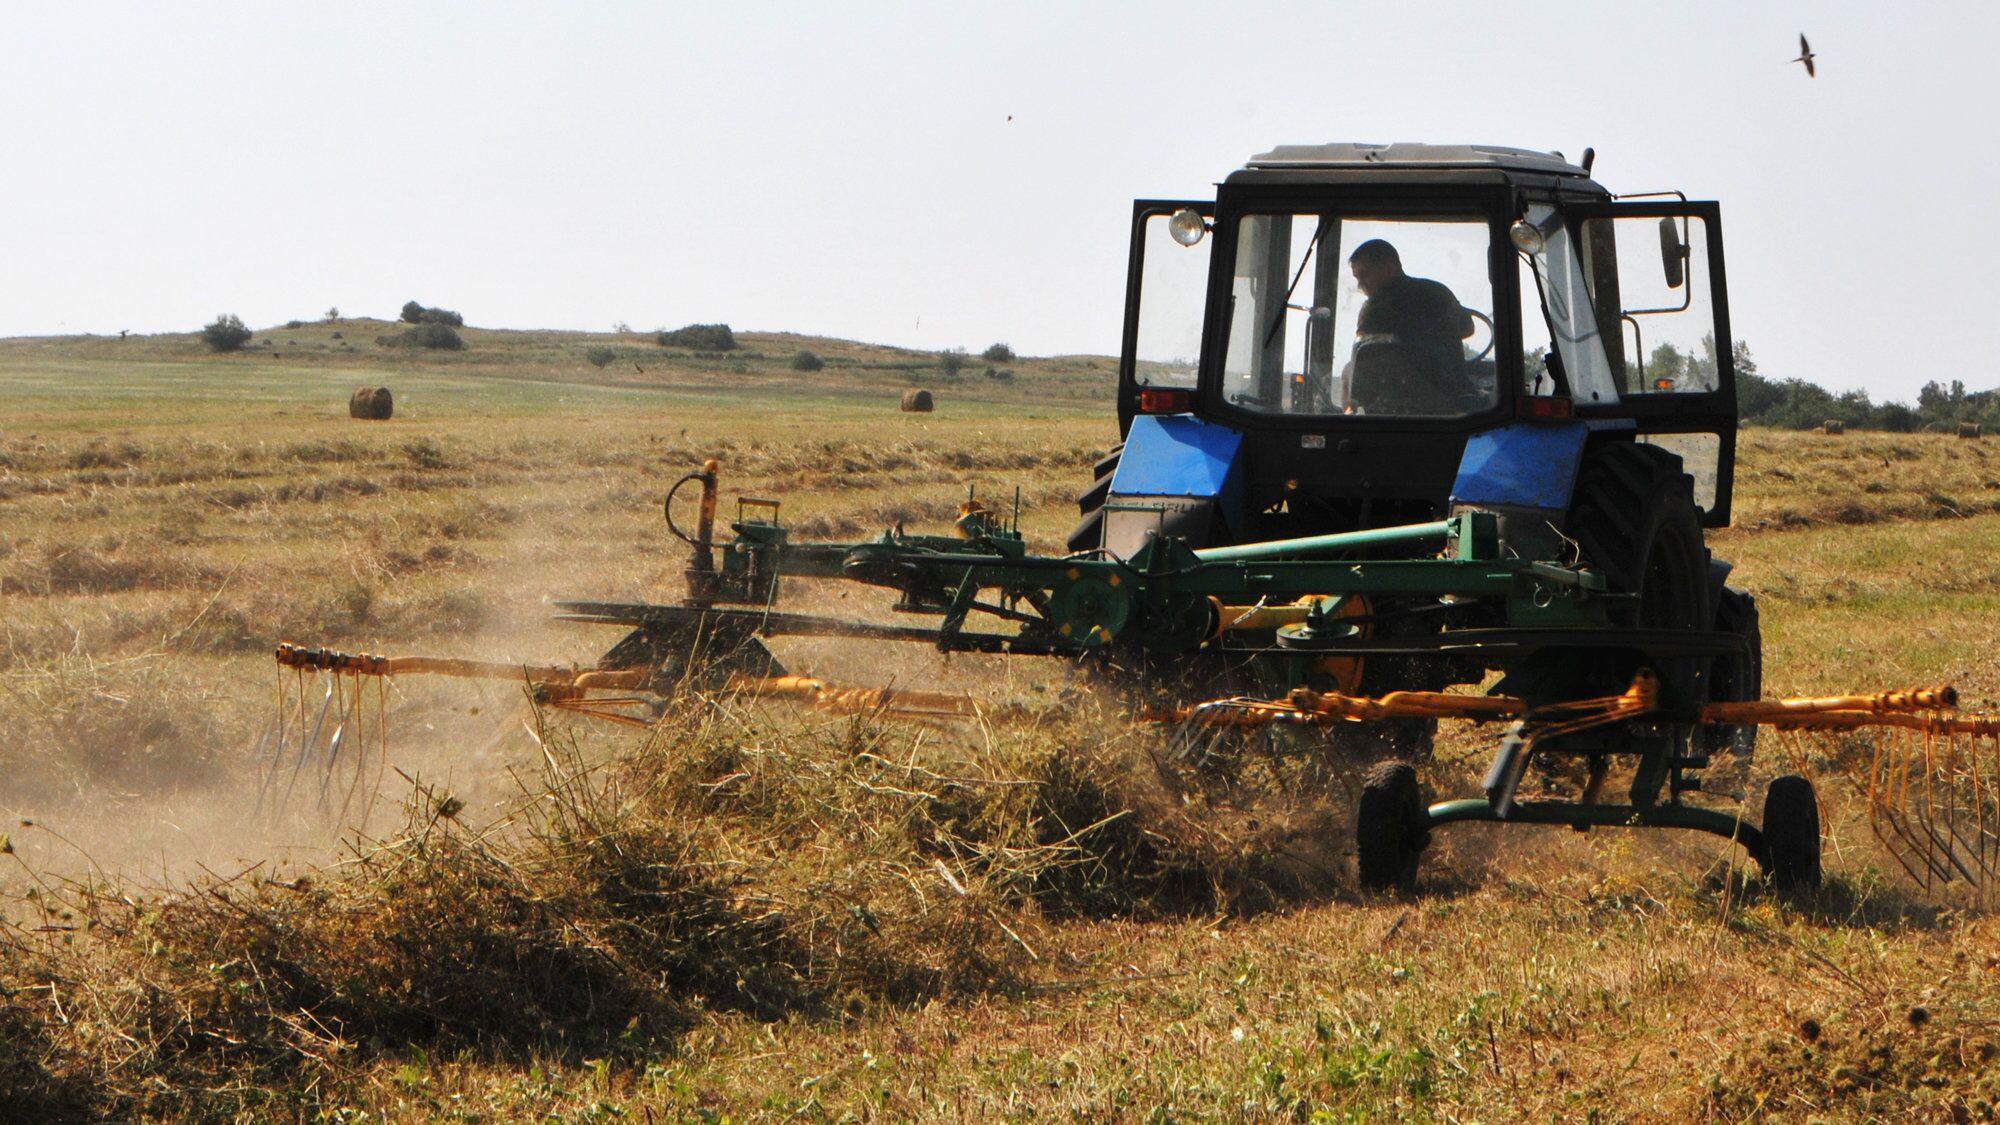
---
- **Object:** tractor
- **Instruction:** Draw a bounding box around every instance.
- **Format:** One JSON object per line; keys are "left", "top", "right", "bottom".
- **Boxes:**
{"left": 1063, "top": 141, "right": 1767, "bottom": 887}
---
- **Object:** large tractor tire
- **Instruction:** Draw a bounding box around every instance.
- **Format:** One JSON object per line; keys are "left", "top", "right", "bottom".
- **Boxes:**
{"left": 1566, "top": 442, "right": 1710, "bottom": 636}
{"left": 1356, "top": 760, "right": 1429, "bottom": 891}
{"left": 1065, "top": 443, "right": 1123, "bottom": 553}
{"left": 1554, "top": 441, "right": 1711, "bottom": 722}
{"left": 1760, "top": 774, "right": 1823, "bottom": 890}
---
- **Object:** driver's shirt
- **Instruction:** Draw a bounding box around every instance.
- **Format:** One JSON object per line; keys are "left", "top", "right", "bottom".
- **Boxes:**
{"left": 1356, "top": 274, "right": 1470, "bottom": 371}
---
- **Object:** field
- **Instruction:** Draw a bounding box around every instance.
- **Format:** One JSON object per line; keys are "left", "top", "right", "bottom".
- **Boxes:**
{"left": 4, "top": 325, "right": 2000, "bottom": 1121}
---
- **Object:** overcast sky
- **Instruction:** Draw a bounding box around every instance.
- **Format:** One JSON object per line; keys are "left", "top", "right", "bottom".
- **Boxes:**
{"left": 2, "top": 2, "right": 1990, "bottom": 402}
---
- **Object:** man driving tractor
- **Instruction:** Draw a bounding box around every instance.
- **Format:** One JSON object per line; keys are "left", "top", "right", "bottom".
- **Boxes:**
{"left": 1345, "top": 238, "right": 1479, "bottom": 413}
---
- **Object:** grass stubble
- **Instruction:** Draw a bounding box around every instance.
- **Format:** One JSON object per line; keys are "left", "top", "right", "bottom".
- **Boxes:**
{"left": 1, "top": 330, "right": 1999, "bottom": 1120}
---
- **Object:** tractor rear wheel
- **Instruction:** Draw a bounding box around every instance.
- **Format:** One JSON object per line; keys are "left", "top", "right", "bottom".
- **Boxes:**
{"left": 1559, "top": 442, "right": 1710, "bottom": 727}
{"left": 1567, "top": 442, "right": 1710, "bottom": 635}
{"left": 1066, "top": 443, "right": 1124, "bottom": 553}
{"left": 1760, "top": 774, "right": 1822, "bottom": 890}
{"left": 1356, "top": 761, "right": 1428, "bottom": 891}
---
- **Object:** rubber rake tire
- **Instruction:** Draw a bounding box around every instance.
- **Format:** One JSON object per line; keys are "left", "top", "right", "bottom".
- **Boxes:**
{"left": 1065, "top": 443, "right": 1123, "bottom": 553}
{"left": 1760, "top": 774, "right": 1823, "bottom": 890}
{"left": 1356, "top": 760, "right": 1429, "bottom": 892}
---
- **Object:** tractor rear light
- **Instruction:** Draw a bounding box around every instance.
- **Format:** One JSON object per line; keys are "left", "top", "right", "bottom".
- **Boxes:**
{"left": 1138, "top": 388, "right": 1192, "bottom": 414}
{"left": 1516, "top": 395, "right": 1573, "bottom": 420}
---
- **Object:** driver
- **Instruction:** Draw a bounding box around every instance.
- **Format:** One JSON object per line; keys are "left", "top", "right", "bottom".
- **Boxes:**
{"left": 1346, "top": 239, "right": 1477, "bottom": 412}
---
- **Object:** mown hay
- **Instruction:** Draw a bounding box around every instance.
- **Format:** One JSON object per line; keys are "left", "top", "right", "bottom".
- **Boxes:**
{"left": 901, "top": 388, "right": 934, "bottom": 413}
{"left": 1959, "top": 421, "right": 1982, "bottom": 439}
{"left": 348, "top": 386, "right": 393, "bottom": 420}
{"left": 1821, "top": 418, "right": 1845, "bottom": 435}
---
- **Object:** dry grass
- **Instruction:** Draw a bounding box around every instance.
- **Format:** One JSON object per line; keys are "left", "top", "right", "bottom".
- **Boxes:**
{"left": 5, "top": 336, "right": 2000, "bottom": 1119}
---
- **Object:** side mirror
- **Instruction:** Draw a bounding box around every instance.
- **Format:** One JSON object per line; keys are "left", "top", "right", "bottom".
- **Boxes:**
{"left": 1659, "top": 217, "right": 1686, "bottom": 289}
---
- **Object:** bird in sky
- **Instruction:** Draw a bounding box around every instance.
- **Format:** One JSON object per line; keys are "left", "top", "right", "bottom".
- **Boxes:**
{"left": 1792, "top": 33, "right": 1816, "bottom": 77}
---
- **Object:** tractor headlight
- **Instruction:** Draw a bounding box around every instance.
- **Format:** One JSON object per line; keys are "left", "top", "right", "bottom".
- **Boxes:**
{"left": 1509, "top": 219, "right": 1546, "bottom": 255}
{"left": 1168, "top": 208, "right": 1209, "bottom": 247}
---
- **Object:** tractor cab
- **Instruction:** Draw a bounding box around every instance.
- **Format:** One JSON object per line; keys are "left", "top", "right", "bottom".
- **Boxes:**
{"left": 1085, "top": 143, "right": 1738, "bottom": 561}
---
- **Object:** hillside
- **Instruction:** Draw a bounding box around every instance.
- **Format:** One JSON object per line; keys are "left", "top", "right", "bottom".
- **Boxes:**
{"left": 0, "top": 319, "right": 1116, "bottom": 415}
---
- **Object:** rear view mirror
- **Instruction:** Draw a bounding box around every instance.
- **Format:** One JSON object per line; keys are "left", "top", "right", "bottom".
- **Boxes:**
{"left": 1659, "top": 217, "right": 1686, "bottom": 289}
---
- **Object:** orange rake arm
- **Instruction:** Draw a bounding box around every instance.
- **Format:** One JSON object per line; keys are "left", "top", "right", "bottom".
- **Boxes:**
{"left": 274, "top": 643, "right": 650, "bottom": 694}
{"left": 274, "top": 644, "right": 983, "bottom": 724}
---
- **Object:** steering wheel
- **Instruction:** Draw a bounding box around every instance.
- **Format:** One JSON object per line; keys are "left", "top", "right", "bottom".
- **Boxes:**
{"left": 1466, "top": 309, "right": 1496, "bottom": 362}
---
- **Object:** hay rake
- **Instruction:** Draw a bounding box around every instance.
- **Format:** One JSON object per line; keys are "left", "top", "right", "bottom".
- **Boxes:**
{"left": 265, "top": 456, "right": 2000, "bottom": 899}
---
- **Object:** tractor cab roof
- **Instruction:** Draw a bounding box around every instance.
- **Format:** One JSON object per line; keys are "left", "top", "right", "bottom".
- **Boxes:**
{"left": 1227, "top": 142, "right": 1608, "bottom": 196}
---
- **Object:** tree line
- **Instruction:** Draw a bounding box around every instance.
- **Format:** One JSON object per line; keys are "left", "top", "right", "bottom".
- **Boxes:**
{"left": 1653, "top": 336, "right": 1993, "bottom": 432}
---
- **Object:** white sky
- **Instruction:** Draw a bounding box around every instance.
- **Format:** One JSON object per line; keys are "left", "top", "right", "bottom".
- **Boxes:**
{"left": 2, "top": 1, "right": 1991, "bottom": 402}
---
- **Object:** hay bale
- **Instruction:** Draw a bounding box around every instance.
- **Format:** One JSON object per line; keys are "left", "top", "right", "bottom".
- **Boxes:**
{"left": 1820, "top": 419, "right": 1845, "bottom": 435}
{"left": 900, "top": 388, "right": 934, "bottom": 413}
{"left": 349, "top": 386, "right": 394, "bottom": 420}
{"left": 1959, "top": 421, "right": 1983, "bottom": 439}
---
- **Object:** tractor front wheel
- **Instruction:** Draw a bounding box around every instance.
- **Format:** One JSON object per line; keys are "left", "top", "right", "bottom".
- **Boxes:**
{"left": 1357, "top": 761, "right": 1429, "bottom": 891}
{"left": 1760, "top": 774, "right": 1823, "bottom": 890}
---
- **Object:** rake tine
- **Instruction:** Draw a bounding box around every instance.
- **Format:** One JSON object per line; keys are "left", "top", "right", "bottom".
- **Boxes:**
{"left": 315, "top": 722, "right": 347, "bottom": 809}
{"left": 277, "top": 679, "right": 336, "bottom": 815}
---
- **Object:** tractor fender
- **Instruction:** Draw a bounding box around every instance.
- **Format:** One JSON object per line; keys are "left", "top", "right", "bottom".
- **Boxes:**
{"left": 1447, "top": 421, "right": 1589, "bottom": 558}
{"left": 1100, "top": 415, "right": 1246, "bottom": 557}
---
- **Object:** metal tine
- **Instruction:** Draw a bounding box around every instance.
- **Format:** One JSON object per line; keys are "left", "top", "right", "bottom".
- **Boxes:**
{"left": 315, "top": 722, "right": 347, "bottom": 809}
{"left": 277, "top": 678, "right": 336, "bottom": 815}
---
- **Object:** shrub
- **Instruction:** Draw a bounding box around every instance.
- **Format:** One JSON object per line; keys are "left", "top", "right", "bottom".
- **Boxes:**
{"left": 939, "top": 347, "right": 969, "bottom": 379}
{"left": 657, "top": 323, "right": 737, "bottom": 351}
{"left": 283, "top": 319, "right": 305, "bottom": 330}
{"left": 985, "top": 366, "right": 1014, "bottom": 381}
{"left": 376, "top": 324, "right": 465, "bottom": 351}
{"left": 982, "top": 342, "right": 1015, "bottom": 363}
{"left": 585, "top": 345, "right": 617, "bottom": 369}
{"left": 400, "top": 300, "right": 464, "bottom": 327}
{"left": 199, "top": 314, "right": 253, "bottom": 353}
{"left": 791, "top": 349, "right": 824, "bottom": 372}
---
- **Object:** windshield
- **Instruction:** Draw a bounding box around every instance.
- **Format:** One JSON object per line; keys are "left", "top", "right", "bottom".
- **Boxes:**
{"left": 1221, "top": 212, "right": 1498, "bottom": 417}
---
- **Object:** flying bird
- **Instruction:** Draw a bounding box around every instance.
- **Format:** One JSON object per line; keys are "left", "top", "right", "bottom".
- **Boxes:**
{"left": 1792, "top": 33, "right": 1815, "bottom": 77}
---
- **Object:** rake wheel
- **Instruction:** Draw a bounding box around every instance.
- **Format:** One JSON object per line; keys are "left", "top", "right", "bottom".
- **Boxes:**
{"left": 1760, "top": 774, "right": 1823, "bottom": 890}
{"left": 1357, "top": 760, "right": 1428, "bottom": 891}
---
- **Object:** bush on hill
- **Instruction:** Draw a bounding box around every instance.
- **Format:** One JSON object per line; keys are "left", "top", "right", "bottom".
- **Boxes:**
{"left": 400, "top": 300, "right": 464, "bottom": 327}
{"left": 982, "top": 342, "right": 1015, "bottom": 363}
{"left": 585, "top": 345, "right": 617, "bottom": 369}
{"left": 657, "top": 323, "right": 738, "bottom": 351}
{"left": 791, "top": 350, "right": 824, "bottom": 372}
{"left": 199, "top": 314, "right": 253, "bottom": 353}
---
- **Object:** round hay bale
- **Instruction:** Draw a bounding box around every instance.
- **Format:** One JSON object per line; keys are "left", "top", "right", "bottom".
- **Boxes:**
{"left": 349, "top": 385, "right": 394, "bottom": 420}
{"left": 901, "top": 388, "right": 935, "bottom": 413}
{"left": 1820, "top": 418, "right": 1844, "bottom": 435}
{"left": 1959, "top": 421, "right": 1983, "bottom": 439}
